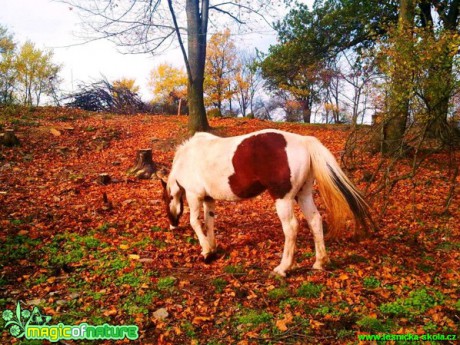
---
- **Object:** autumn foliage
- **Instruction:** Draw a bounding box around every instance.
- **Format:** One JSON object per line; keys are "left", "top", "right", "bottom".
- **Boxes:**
{"left": 0, "top": 107, "right": 458, "bottom": 344}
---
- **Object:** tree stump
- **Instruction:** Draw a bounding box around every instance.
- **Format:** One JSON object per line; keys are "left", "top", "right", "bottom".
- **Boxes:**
{"left": 128, "top": 149, "right": 156, "bottom": 179}
{"left": 1, "top": 129, "right": 20, "bottom": 147}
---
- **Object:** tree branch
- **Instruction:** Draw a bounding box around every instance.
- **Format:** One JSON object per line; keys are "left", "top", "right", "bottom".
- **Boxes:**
{"left": 167, "top": 0, "right": 192, "bottom": 79}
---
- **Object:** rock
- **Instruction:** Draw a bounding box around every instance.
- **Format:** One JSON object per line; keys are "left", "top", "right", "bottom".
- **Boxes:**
{"left": 152, "top": 308, "right": 169, "bottom": 320}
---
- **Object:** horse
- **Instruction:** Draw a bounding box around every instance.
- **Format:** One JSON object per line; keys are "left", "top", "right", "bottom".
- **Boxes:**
{"left": 159, "top": 129, "right": 372, "bottom": 277}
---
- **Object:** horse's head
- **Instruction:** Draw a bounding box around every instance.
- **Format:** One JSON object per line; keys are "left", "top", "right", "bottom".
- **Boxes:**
{"left": 159, "top": 175, "right": 184, "bottom": 230}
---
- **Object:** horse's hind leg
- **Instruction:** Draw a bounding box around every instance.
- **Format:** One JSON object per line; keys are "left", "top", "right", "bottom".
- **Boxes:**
{"left": 297, "top": 180, "right": 329, "bottom": 270}
{"left": 187, "top": 193, "right": 214, "bottom": 261}
{"left": 273, "top": 198, "right": 299, "bottom": 277}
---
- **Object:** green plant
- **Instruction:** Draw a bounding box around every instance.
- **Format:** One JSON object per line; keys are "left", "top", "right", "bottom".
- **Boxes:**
{"left": 363, "top": 276, "right": 381, "bottom": 289}
{"left": 224, "top": 264, "right": 245, "bottom": 275}
{"left": 337, "top": 329, "right": 354, "bottom": 339}
{"left": 115, "top": 271, "right": 143, "bottom": 287}
{"left": 268, "top": 287, "right": 289, "bottom": 301}
{"left": 212, "top": 278, "right": 227, "bottom": 293}
{"left": 454, "top": 299, "right": 460, "bottom": 312}
{"left": 182, "top": 321, "right": 196, "bottom": 338}
{"left": 297, "top": 282, "right": 324, "bottom": 298}
{"left": 236, "top": 310, "right": 273, "bottom": 326}
{"left": 379, "top": 288, "right": 444, "bottom": 318}
{"left": 279, "top": 298, "right": 301, "bottom": 309}
{"left": 356, "top": 316, "right": 388, "bottom": 333}
{"left": 157, "top": 276, "right": 176, "bottom": 290}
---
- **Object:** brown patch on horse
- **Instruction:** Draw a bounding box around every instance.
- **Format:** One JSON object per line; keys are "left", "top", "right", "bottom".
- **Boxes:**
{"left": 229, "top": 132, "right": 292, "bottom": 199}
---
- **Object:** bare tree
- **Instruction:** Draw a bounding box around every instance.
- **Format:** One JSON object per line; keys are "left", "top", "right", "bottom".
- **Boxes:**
{"left": 234, "top": 50, "right": 263, "bottom": 117}
{"left": 339, "top": 52, "right": 379, "bottom": 125}
{"left": 62, "top": 0, "right": 277, "bottom": 133}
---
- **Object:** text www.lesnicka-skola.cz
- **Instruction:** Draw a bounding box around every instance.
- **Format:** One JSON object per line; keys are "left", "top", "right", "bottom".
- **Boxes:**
{"left": 358, "top": 333, "right": 457, "bottom": 342}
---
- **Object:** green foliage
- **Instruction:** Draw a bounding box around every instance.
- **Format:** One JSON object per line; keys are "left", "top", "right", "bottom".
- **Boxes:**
{"left": 455, "top": 300, "right": 460, "bottom": 312}
{"left": 296, "top": 282, "right": 324, "bottom": 298}
{"left": 157, "top": 276, "right": 176, "bottom": 290}
{"left": 279, "top": 298, "right": 301, "bottom": 309}
{"left": 363, "top": 276, "right": 381, "bottom": 289}
{"left": 14, "top": 40, "right": 61, "bottom": 106}
{"left": 45, "top": 232, "right": 105, "bottom": 267}
{"left": 268, "top": 287, "right": 290, "bottom": 301}
{"left": 223, "top": 264, "right": 245, "bottom": 275}
{"left": 379, "top": 288, "right": 445, "bottom": 318}
{"left": 236, "top": 310, "right": 273, "bottom": 326}
{"left": 212, "top": 278, "right": 228, "bottom": 294}
{"left": 0, "top": 235, "right": 40, "bottom": 263}
{"left": 356, "top": 316, "right": 389, "bottom": 333}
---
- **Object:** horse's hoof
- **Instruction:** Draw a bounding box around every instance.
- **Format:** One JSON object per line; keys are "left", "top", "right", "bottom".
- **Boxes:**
{"left": 272, "top": 267, "right": 287, "bottom": 277}
{"left": 312, "top": 257, "right": 329, "bottom": 270}
{"left": 203, "top": 252, "right": 218, "bottom": 264}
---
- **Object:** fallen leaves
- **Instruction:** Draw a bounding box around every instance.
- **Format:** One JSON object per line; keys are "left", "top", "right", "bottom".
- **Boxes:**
{"left": 0, "top": 108, "right": 458, "bottom": 345}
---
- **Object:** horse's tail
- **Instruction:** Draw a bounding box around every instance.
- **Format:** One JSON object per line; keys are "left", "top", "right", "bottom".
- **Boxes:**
{"left": 305, "top": 136, "right": 373, "bottom": 238}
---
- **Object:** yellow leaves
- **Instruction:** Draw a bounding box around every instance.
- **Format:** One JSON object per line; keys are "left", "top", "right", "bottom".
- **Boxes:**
{"left": 204, "top": 28, "right": 238, "bottom": 106}
{"left": 275, "top": 313, "right": 293, "bottom": 331}
{"left": 192, "top": 315, "right": 213, "bottom": 325}
{"left": 50, "top": 128, "right": 61, "bottom": 136}
{"left": 112, "top": 78, "right": 140, "bottom": 94}
{"left": 338, "top": 273, "right": 349, "bottom": 281}
{"left": 149, "top": 63, "right": 187, "bottom": 102}
{"left": 103, "top": 306, "right": 118, "bottom": 317}
{"left": 119, "top": 244, "right": 129, "bottom": 250}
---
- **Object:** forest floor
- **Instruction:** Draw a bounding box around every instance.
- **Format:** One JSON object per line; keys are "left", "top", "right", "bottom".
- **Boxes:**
{"left": 0, "top": 107, "right": 458, "bottom": 344}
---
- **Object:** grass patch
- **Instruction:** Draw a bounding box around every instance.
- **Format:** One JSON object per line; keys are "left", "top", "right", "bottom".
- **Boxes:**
{"left": 268, "top": 287, "right": 290, "bottom": 301}
{"left": 297, "top": 282, "right": 324, "bottom": 298}
{"left": 115, "top": 270, "right": 145, "bottom": 287}
{"left": 379, "top": 288, "right": 444, "bottom": 318}
{"left": 0, "top": 235, "right": 41, "bottom": 264}
{"left": 279, "top": 298, "right": 302, "bottom": 309}
{"left": 236, "top": 309, "right": 273, "bottom": 326}
{"left": 363, "top": 276, "right": 381, "bottom": 289}
{"left": 357, "top": 316, "right": 393, "bottom": 333}
{"left": 157, "top": 276, "right": 176, "bottom": 290}
{"left": 223, "top": 264, "right": 245, "bottom": 275}
{"left": 212, "top": 278, "right": 228, "bottom": 293}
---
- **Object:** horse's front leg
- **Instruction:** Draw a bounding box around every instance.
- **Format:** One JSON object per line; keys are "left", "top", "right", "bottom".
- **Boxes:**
{"left": 187, "top": 194, "right": 214, "bottom": 261}
{"left": 273, "top": 198, "right": 299, "bottom": 277}
{"left": 203, "top": 198, "right": 217, "bottom": 253}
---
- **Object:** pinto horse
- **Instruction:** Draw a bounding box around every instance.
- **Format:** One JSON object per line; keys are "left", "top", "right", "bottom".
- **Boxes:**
{"left": 160, "top": 129, "right": 371, "bottom": 277}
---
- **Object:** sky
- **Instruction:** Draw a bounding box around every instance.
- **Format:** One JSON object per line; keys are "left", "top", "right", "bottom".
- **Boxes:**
{"left": 0, "top": 0, "right": 297, "bottom": 101}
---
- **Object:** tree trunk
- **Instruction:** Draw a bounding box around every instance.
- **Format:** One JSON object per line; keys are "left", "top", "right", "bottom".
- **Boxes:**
{"left": 128, "top": 149, "right": 156, "bottom": 179}
{"left": 424, "top": 0, "right": 459, "bottom": 140}
{"left": 381, "top": 0, "right": 415, "bottom": 155}
{"left": 186, "top": 0, "right": 210, "bottom": 133}
{"left": 177, "top": 98, "right": 182, "bottom": 116}
{"left": 300, "top": 99, "right": 311, "bottom": 123}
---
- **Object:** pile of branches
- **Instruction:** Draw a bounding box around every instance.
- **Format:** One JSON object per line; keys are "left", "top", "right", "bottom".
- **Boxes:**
{"left": 65, "top": 79, "right": 151, "bottom": 114}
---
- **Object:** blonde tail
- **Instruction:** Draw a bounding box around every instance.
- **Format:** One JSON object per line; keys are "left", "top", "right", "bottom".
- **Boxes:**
{"left": 305, "top": 137, "right": 372, "bottom": 238}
